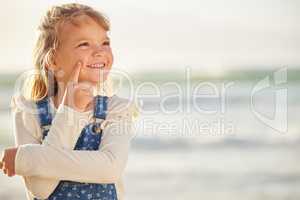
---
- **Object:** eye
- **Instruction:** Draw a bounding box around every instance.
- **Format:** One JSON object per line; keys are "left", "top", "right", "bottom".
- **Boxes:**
{"left": 77, "top": 42, "right": 89, "bottom": 48}
{"left": 103, "top": 41, "right": 110, "bottom": 46}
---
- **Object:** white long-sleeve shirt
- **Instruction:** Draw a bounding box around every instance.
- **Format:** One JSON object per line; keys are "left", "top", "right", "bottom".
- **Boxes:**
{"left": 11, "top": 94, "right": 137, "bottom": 200}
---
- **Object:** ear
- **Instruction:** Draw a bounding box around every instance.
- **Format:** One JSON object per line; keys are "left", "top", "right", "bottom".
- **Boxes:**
{"left": 46, "top": 52, "right": 59, "bottom": 71}
{"left": 45, "top": 62, "right": 58, "bottom": 72}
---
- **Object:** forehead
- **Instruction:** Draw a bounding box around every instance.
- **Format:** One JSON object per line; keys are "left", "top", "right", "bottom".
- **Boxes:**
{"left": 58, "top": 15, "right": 108, "bottom": 44}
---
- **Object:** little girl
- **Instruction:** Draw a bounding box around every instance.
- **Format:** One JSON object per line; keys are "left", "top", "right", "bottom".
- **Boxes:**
{"left": 0, "top": 3, "right": 137, "bottom": 200}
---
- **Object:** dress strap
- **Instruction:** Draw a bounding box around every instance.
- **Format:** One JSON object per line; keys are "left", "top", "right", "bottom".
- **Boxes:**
{"left": 92, "top": 95, "right": 108, "bottom": 133}
{"left": 36, "top": 97, "right": 53, "bottom": 140}
{"left": 93, "top": 95, "right": 108, "bottom": 119}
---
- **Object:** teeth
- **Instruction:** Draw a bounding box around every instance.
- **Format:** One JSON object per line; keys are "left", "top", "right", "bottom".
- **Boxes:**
{"left": 88, "top": 63, "right": 105, "bottom": 68}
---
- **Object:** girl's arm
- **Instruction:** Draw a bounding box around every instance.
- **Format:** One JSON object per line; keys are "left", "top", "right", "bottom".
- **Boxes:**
{"left": 13, "top": 95, "right": 137, "bottom": 183}
{"left": 11, "top": 95, "right": 63, "bottom": 199}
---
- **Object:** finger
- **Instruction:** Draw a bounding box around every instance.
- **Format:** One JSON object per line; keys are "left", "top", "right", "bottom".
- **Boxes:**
{"left": 69, "top": 61, "right": 82, "bottom": 83}
{"left": 7, "top": 170, "right": 14, "bottom": 177}
{"left": 0, "top": 161, "right": 2, "bottom": 169}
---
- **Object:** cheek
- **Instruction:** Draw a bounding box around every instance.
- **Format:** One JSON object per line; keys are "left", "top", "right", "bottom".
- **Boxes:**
{"left": 74, "top": 50, "right": 90, "bottom": 62}
{"left": 67, "top": 51, "right": 90, "bottom": 71}
{"left": 78, "top": 51, "right": 92, "bottom": 66}
{"left": 54, "top": 59, "right": 71, "bottom": 82}
{"left": 57, "top": 50, "right": 76, "bottom": 68}
{"left": 108, "top": 50, "right": 114, "bottom": 66}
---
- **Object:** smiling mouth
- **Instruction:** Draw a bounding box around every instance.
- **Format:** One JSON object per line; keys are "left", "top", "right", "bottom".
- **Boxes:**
{"left": 86, "top": 63, "right": 106, "bottom": 69}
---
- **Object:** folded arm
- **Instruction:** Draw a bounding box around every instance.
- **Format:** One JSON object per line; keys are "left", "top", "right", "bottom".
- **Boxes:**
{"left": 12, "top": 95, "right": 136, "bottom": 198}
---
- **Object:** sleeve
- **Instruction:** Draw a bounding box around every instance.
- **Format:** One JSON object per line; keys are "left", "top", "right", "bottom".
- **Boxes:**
{"left": 14, "top": 98, "right": 137, "bottom": 183}
{"left": 11, "top": 95, "right": 58, "bottom": 199}
{"left": 11, "top": 95, "right": 42, "bottom": 146}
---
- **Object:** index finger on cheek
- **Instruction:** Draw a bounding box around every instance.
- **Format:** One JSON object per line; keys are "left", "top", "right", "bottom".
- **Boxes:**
{"left": 68, "top": 61, "right": 83, "bottom": 84}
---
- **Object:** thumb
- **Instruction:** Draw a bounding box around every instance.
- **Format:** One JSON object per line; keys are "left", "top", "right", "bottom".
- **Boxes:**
{"left": 69, "top": 61, "right": 82, "bottom": 83}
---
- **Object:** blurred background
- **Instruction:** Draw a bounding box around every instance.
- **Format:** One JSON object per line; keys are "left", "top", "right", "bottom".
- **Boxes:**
{"left": 0, "top": 0, "right": 299, "bottom": 199}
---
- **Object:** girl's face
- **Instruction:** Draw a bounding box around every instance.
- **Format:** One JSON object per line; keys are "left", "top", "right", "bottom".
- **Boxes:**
{"left": 52, "top": 15, "right": 113, "bottom": 86}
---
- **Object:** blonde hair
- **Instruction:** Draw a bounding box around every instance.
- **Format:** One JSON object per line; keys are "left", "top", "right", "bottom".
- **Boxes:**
{"left": 29, "top": 3, "right": 110, "bottom": 101}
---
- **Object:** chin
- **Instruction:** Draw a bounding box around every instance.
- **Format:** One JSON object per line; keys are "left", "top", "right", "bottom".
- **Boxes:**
{"left": 82, "top": 75, "right": 109, "bottom": 86}
{"left": 81, "top": 68, "right": 110, "bottom": 85}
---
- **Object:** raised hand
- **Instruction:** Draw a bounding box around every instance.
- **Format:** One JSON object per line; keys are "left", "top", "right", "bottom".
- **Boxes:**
{"left": 62, "top": 61, "right": 94, "bottom": 112}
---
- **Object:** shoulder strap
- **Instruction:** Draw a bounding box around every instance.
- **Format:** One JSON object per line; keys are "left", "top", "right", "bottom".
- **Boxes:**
{"left": 36, "top": 97, "right": 53, "bottom": 140}
{"left": 93, "top": 95, "right": 108, "bottom": 119}
{"left": 93, "top": 95, "right": 108, "bottom": 133}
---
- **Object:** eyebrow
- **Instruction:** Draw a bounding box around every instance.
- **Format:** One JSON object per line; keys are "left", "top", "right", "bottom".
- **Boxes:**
{"left": 75, "top": 36, "right": 110, "bottom": 43}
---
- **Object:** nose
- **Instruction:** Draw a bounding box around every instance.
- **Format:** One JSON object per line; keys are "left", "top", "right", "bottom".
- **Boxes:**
{"left": 92, "top": 44, "right": 105, "bottom": 57}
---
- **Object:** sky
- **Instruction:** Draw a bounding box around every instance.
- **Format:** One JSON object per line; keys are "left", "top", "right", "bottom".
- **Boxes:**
{"left": 0, "top": 0, "right": 299, "bottom": 74}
